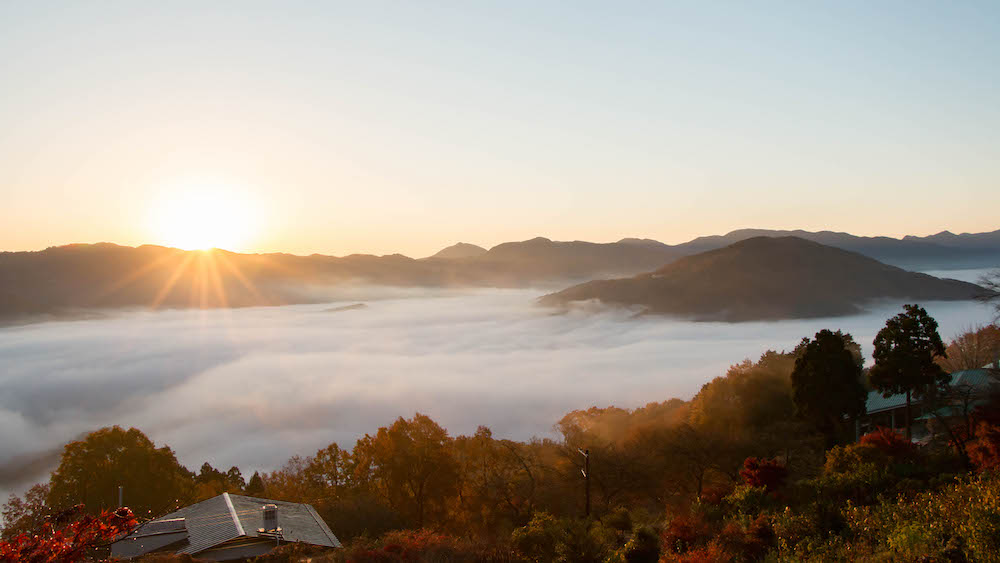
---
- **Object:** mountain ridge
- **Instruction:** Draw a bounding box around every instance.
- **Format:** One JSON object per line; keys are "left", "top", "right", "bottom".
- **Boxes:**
{"left": 1, "top": 228, "right": 997, "bottom": 320}
{"left": 539, "top": 236, "right": 991, "bottom": 322}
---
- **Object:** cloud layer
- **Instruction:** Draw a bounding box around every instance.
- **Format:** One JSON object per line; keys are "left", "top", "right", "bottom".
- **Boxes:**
{"left": 0, "top": 288, "right": 994, "bottom": 496}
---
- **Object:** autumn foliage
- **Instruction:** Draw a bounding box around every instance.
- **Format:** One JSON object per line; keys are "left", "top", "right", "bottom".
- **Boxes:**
{"left": 859, "top": 426, "right": 917, "bottom": 460}
{"left": 739, "top": 457, "right": 788, "bottom": 491}
{"left": 346, "top": 530, "right": 468, "bottom": 562}
{"left": 0, "top": 505, "right": 136, "bottom": 563}
{"left": 968, "top": 421, "right": 1000, "bottom": 472}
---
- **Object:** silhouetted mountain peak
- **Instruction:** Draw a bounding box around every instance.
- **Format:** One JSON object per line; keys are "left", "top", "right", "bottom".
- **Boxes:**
{"left": 429, "top": 242, "right": 488, "bottom": 259}
{"left": 617, "top": 237, "right": 670, "bottom": 249}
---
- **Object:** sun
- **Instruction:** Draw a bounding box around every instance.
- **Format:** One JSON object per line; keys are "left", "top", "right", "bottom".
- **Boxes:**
{"left": 150, "top": 182, "right": 258, "bottom": 251}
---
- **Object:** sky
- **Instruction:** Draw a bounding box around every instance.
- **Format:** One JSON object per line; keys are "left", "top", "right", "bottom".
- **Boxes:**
{"left": 1, "top": 1, "right": 999, "bottom": 257}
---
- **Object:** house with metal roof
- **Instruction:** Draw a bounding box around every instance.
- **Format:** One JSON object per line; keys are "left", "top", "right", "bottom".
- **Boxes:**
{"left": 111, "top": 493, "right": 341, "bottom": 561}
{"left": 860, "top": 368, "right": 999, "bottom": 440}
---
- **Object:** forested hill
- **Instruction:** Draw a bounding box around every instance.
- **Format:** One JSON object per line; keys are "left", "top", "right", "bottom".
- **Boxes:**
{"left": 540, "top": 237, "right": 991, "bottom": 321}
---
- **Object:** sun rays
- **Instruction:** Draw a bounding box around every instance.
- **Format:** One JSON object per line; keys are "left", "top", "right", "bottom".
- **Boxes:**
{"left": 95, "top": 248, "right": 279, "bottom": 313}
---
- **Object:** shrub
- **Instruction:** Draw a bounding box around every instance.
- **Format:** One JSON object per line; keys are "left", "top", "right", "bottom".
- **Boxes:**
{"left": 661, "top": 512, "right": 711, "bottom": 555}
{"left": 823, "top": 443, "right": 887, "bottom": 475}
{"left": 859, "top": 426, "right": 917, "bottom": 461}
{"left": 707, "top": 514, "right": 777, "bottom": 561}
{"left": 771, "top": 506, "right": 821, "bottom": 555}
{"left": 668, "top": 543, "right": 732, "bottom": 563}
{"left": 510, "top": 513, "right": 562, "bottom": 562}
{"left": 969, "top": 421, "right": 1000, "bottom": 472}
{"left": 607, "top": 527, "right": 659, "bottom": 563}
{"left": 843, "top": 471, "right": 1000, "bottom": 562}
{"left": 0, "top": 505, "right": 136, "bottom": 563}
{"left": 723, "top": 485, "right": 769, "bottom": 516}
{"left": 739, "top": 457, "right": 788, "bottom": 491}
{"left": 553, "top": 519, "right": 607, "bottom": 563}
{"left": 345, "top": 530, "right": 470, "bottom": 563}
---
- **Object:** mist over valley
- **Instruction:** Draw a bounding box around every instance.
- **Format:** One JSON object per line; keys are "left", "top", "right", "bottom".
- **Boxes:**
{"left": 1, "top": 283, "right": 995, "bottom": 499}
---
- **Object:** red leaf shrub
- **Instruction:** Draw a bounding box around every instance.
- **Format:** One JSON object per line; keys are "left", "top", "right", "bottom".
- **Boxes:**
{"left": 699, "top": 484, "right": 733, "bottom": 505}
{"left": 662, "top": 513, "right": 711, "bottom": 555}
{"left": 669, "top": 543, "right": 733, "bottom": 563}
{"left": 739, "top": 457, "right": 788, "bottom": 491}
{"left": 347, "top": 529, "right": 467, "bottom": 562}
{"left": 969, "top": 422, "right": 1000, "bottom": 472}
{"left": 709, "top": 515, "right": 774, "bottom": 561}
{"left": 0, "top": 505, "right": 136, "bottom": 563}
{"left": 859, "top": 426, "right": 916, "bottom": 460}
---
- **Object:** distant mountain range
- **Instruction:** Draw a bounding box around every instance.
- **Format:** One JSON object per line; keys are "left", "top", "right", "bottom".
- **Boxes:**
{"left": 676, "top": 229, "right": 1000, "bottom": 270}
{"left": 1, "top": 228, "right": 997, "bottom": 320}
{"left": 426, "top": 228, "right": 1000, "bottom": 271}
{"left": 540, "top": 237, "right": 991, "bottom": 321}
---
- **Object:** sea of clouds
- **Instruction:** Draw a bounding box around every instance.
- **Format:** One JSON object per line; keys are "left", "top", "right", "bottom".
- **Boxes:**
{"left": 0, "top": 281, "right": 996, "bottom": 497}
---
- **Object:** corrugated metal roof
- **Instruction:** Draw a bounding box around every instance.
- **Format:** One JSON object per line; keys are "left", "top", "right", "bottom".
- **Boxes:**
{"left": 113, "top": 493, "right": 340, "bottom": 558}
{"left": 164, "top": 494, "right": 242, "bottom": 555}
{"left": 230, "top": 494, "right": 341, "bottom": 548}
{"left": 111, "top": 518, "right": 189, "bottom": 559}
{"left": 135, "top": 518, "right": 186, "bottom": 536}
{"left": 866, "top": 368, "right": 998, "bottom": 415}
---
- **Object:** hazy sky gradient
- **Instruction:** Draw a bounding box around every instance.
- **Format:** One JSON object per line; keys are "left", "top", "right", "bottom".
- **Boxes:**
{"left": 2, "top": 1, "right": 998, "bottom": 256}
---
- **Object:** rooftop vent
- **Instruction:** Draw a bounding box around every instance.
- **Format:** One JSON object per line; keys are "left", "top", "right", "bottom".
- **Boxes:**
{"left": 261, "top": 504, "right": 279, "bottom": 533}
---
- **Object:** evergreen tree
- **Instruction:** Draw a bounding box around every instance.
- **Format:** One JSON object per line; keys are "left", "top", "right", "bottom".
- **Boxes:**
{"left": 791, "top": 330, "right": 867, "bottom": 446}
{"left": 869, "top": 304, "right": 950, "bottom": 441}
{"left": 246, "top": 471, "right": 266, "bottom": 497}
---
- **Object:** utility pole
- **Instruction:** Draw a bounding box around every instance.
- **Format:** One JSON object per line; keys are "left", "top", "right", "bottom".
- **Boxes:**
{"left": 578, "top": 448, "right": 590, "bottom": 518}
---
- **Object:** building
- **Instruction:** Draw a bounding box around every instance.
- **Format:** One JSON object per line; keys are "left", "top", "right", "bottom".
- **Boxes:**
{"left": 111, "top": 493, "right": 341, "bottom": 561}
{"left": 860, "top": 368, "right": 999, "bottom": 441}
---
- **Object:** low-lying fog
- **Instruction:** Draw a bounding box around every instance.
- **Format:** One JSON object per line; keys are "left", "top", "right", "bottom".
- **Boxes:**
{"left": 1, "top": 282, "right": 996, "bottom": 497}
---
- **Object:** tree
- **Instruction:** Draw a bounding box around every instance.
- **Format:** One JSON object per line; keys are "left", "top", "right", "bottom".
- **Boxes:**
{"left": 352, "top": 413, "right": 459, "bottom": 528}
{"left": 246, "top": 472, "right": 266, "bottom": 496}
{"left": 978, "top": 270, "right": 1000, "bottom": 321}
{"left": 192, "top": 462, "right": 246, "bottom": 500}
{"left": 452, "top": 426, "right": 539, "bottom": 538}
{"left": 46, "top": 426, "right": 193, "bottom": 519}
{"left": 1, "top": 484, "right": 50, "bottom": 539}
{"left": 304, "top": 443, "right": 353, "bottom": 495}
{"left": 226, "top": 466, "right": 246, "bottom": 491}
{"left": 791, "top": 330, "right": 867, "bottom": 446}
{"left": 687, "top": 351, "right": 797, "bottom": 439}
{"left": 869, "top": 304, "right": 950, "bottom": 441}
{"left": 937, "top": 324, "right": 1000, "bottom": 372}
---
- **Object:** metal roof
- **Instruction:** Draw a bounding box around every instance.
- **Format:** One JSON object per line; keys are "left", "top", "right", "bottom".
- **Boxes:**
{"left": 866, "top": 368, "right": 998, "bottom": 415}
{"left": 113, "top": 493, "right": 340, "bottom": 558}
{"left": 133, "top": 517, "right": 187, "bottom": 536}
{"left": 111, "top": 518, "right": 189, "bottom": 559}
{"left": 229, "top": 494, "right": 341, "bottom": 548}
